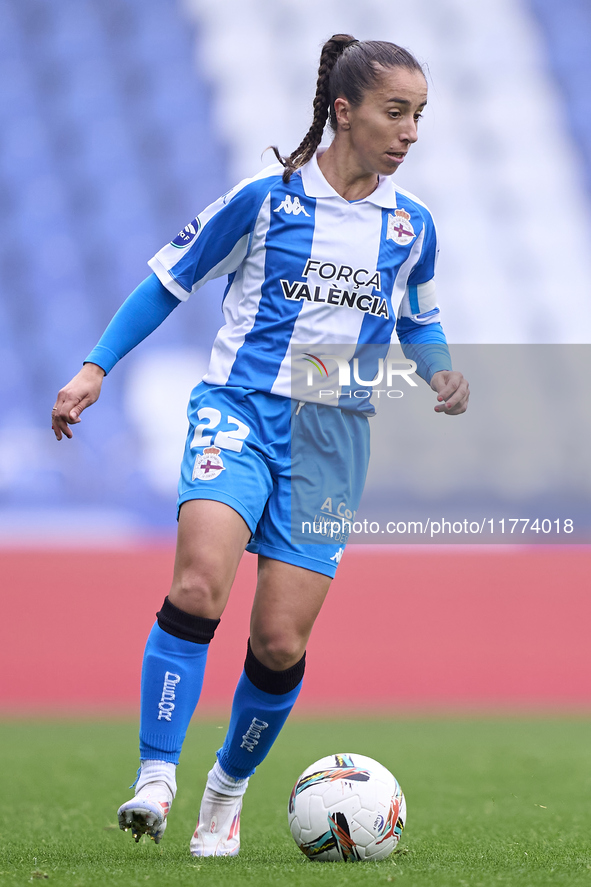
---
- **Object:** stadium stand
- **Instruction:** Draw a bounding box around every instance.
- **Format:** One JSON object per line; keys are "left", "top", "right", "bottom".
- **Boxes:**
{"left": 0, "top": 0, "right": 228, "bottom": 536}
{"left": 529, "top": 0, "right": 591, "bottom": 197}
{"left": 1, "top": 0, "right": 590, "bottom": 538}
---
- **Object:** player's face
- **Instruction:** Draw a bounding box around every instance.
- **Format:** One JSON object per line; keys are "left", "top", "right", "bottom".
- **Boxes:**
{"left": 336, "top": 67, "right": 428, "bottom": 177}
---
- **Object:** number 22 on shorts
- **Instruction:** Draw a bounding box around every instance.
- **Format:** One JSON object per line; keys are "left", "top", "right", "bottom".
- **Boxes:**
{"left": 190, "top": 407, "right": 251, "bottom": 453}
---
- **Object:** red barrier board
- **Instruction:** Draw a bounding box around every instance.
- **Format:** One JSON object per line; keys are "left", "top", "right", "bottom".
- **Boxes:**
{"left": 1, "top": 546, "right": 589, "bottom": 713}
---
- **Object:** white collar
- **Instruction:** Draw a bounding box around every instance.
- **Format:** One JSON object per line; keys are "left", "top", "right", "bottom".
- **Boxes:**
{"left": 300, "top": 148, "right": 398, "bottom": 209}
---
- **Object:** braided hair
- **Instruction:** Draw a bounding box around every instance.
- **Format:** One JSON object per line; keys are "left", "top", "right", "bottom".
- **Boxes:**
{"left": 272, "top": 35, "right": 423, "bottom": 183}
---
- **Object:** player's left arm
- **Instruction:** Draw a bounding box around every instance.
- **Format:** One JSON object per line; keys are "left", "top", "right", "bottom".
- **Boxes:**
{"left": 396, "top": 207, "right": 469, "bottom": 415}
{"left": 397, "top": 319, "right": 469, "bottom": 415}
{"left": 430, "top": 369, "right": 469, "bottom": 415}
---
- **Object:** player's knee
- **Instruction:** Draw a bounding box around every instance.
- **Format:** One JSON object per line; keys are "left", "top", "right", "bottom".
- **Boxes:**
{"left": 169, "top": 570, "right": 227, "bottom": 619}
{"left": 251, "top": 631, "right": 305, "bottom": 672}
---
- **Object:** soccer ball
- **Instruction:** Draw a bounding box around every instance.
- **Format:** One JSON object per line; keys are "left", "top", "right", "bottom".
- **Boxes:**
{"left": 288, "top": 752, "right": 406, "bottom": 862}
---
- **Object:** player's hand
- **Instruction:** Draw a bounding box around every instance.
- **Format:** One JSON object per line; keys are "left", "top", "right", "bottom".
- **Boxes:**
{"left": 430, "top": 370, "right": 469, "bottom": 415}
{"left": 52, "top": 363, "right": 105, "bottom": 440}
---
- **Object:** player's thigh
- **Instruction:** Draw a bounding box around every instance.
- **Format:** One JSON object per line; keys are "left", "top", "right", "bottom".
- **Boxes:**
{"left": 177, "top": 381, "right": 277, "bottom": 530}
{"left": 169, "top": 499, "right": 252, "bottom": 619}
{"left": 248, "top": 400, "right": 370, "bottom": 578}
{"left": 249, "top": 556, "right": 332, "bottom": 670}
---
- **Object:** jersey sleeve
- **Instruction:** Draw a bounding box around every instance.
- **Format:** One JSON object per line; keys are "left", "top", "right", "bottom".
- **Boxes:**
{"left": 396, "top": 317, "right": 452, "bottom": 383}
{"left": 148, "top": 174, "right": 278, "bottom": 301}
{"left": 397, "top": 207, "right": 442, "bottom": 326}
{"left": 84, "top": 274, "right": 180, "bottom": 374}
{"left": 396, "top": 207, "right": 451, "bottom": 382}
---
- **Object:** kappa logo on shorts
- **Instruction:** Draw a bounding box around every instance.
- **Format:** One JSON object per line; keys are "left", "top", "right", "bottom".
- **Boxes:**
{"left": 192, "top": 446, "right": 225, "bottom": 481}
{"left": 274, "top": 195, "right": 310, "bottom": 217}
{"left": 171, "top": 217, "right": 202, "bottom": 248}
{"left": 386, "top": 209, "right": 416, "bottom": 246}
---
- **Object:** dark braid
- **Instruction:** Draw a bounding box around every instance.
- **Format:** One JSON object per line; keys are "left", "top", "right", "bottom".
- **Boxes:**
{"left": 271, "top": 35, "right": 423, "bottom": 183}
{"left": 271, "top": 34, "right": 357, "bottom": 183}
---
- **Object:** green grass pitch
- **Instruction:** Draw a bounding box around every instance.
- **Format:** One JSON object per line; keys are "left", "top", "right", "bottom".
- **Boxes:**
{"left": 2, "top": 717, "right": 591, "bottom": 886}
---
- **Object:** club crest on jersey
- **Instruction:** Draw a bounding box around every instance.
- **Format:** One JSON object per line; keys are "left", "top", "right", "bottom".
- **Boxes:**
{"left": 171, "top": 217, "right": 201, "bottom": 248}
{"left": 192, "top": 446, "right": 225, "bottom": 481}
{"left": 274, "top": 195, "right": 310, "bottom": 217}
{"left": 387, "top": 209, "right": 416, "bottom": 246}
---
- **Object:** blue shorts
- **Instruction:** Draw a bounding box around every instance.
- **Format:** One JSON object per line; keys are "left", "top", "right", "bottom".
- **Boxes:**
{"left": 177, "top": 382, "right": 370, "bottom": 578}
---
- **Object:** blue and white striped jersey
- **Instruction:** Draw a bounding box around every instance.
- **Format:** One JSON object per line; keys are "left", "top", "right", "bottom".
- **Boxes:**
{"left": 148, "top": 150, "right": 443, "bottom": 399}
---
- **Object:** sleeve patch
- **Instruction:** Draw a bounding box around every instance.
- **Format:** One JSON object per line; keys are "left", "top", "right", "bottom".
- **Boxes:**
{"left": 399, "top": 278, "right": 440, "bottom": 324}
{"left": 171, "top": 217, "right": 202, "bottom": 249}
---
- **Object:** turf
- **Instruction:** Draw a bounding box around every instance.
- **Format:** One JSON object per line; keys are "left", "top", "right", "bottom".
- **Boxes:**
{"left": 1, "top": 717, "right": 591, "bottom": 886}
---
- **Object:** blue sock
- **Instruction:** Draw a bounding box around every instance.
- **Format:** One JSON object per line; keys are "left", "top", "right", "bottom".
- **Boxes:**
{"left": 138, "top": 598, "right": 220, "bottom": 764}
{"left": 217, "top": 641, "right": 305, "bottom": 779}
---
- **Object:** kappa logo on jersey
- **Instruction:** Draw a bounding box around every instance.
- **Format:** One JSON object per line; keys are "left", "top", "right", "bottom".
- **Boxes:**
{"left": 387, "top": 209, "right": 416, "bottom": 246}
{"left": 192, "top": 446, "right": 225, "bottom": 481}
{"left": 171, "top": 217, "right": 202, "bottom": 248}
{"left": 329, "top": 547, "right": 344, "bottom": 564}
{"left": 221, "top": 184, "right": 240, "bottom": 205}
{"left": 274, "top": 195, "right": 310, "bottom": 217}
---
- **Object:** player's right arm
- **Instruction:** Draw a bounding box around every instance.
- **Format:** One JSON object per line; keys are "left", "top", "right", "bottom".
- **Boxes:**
{"left": 51, "top": 168, "right": 280, "bottom": 441}
{"left": 51, "top": 274, "right": 181, "bottom": 440}
{"left": 52, "top": 362, "right": 105, "bottom": 440}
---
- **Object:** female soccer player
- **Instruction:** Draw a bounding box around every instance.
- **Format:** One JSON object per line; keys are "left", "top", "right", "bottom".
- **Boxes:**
{"left": 52, "top": 34, "right": 469, "bottom": 856}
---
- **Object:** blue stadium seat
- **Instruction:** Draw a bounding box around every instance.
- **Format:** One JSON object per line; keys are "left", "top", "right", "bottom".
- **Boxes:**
{"left": 529, "top": 0, "right": 591, "bottom": 194}
{"left": 0, "top": 0, "right": 228, "bottom": 527}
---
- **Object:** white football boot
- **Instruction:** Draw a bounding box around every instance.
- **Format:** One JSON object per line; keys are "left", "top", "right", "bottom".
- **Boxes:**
{"left": 190, "top": 762, "right": 248, "bottom": 857}
{"left": 117, "top": 760, "right": 177, "bottom": 844}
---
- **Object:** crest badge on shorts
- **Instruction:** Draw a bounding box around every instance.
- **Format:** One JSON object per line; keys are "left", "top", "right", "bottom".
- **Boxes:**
{"left": 192, "top": 446, "right": 225, "bottom": 481}
{"left": 387, "top": 209, "right": 416, "bottom": 246}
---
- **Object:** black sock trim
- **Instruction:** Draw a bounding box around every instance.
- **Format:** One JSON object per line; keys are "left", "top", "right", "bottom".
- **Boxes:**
{"left": 244, "top": 638, "right": 306, "bottom": 695}
{"left": 156, "top": 596, "right": 220, "bottom": 643}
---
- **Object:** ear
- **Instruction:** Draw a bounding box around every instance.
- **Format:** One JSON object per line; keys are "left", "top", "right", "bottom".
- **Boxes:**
{"left": 334, "top": 96, "right": 352, "bottom": 131}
